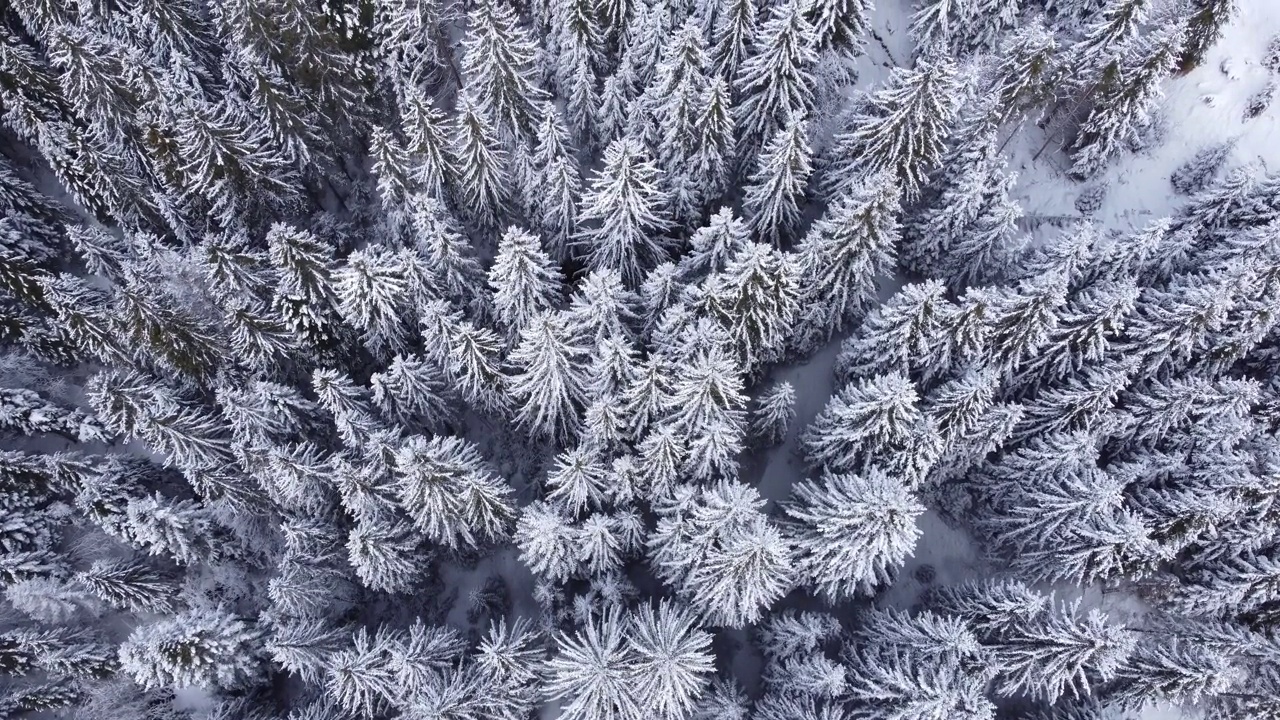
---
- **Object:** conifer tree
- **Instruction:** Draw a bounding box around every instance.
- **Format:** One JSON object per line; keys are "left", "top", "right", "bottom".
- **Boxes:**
{"left": 1074, "top": 0, "right": 1152, "bottom": 72}
{"left": 904, "top": 129, "right": 1023, "bottom": 288}
{"left": 750, "top": 381, "right": 797, "bottom": 447}
{"left": 1070, "top": 23, "right": 1184, "bottom": 179}
{"left": 793, "top": 175, "right": 901, "bottom": 344}
{"left": 508, "top": 312, "right": 592, "bottom": 443}
{"left": 118, "top": 610, "right": 264, "bottom": 690}
{"left": 649, "top": 481, "right": 794, "bottom": 627}
{"left": 733, "top": 0, "right": 819, "bottom": 154}
{"left": 461, "top": 0, "right": 548, "bottom": 141}
{"left": 844, "top": 646, "right": 994, "bottom": 720}
{"left": 1171, "top": 140, "right": 1236, "bottom": 196}
{"left": 989, "top": 20, "right": 1061, "bottom": 125}
{"left": 267, "top": 223, "right": 341, "bottom": 347}
{"left": 489, "top": 227, "right": 564, "bottom": 339}
{"left": 645, "top": 22, "right": 712, "bottom": 198}
{"left": 975, "top": 272, "right": 1070, "bottom": 375}
{"left": 828, "top": 55, "right": 962, "bottom": 198}
{"left": 695, "top": 242, "right": 802, "bottom": 370}
{"left": 574, "top": 138, "right": 673, "bottom": 285}
{"left": 836, "top": 280, "right": 958, "bottom": 385}
{"left": 800, "top": 372, "right": 924, "bottom": 474}
{"left": 628, "top": 601, "right": 715, "bottom": 719}
{"left": 807, "top": 0, "right": 871, "bottom": 57}
{"left": 449, "top": 94, "right": 511, "bottom": 230}
{"left": 334, "top": 245, "right": 414, "bottom": 358}
{"left": 712, "top": 0, "right": 758, "bottom": 80}
{"left": 74, "top": 559, "right": 177, "bottom": 614}
{"left": 544, "top": 608, "right": 637, "bottom": 720}
{"left": 400, "top": 87, "right": 452, "bottom": 201}
{"left": 515, "top": 501, "right": 580, "bottom": 582}
{"left": 991, "top": 602, "right": 1135, "bottom": 702}
{"left": 1108, "top": 639, "right": 1240, "bottom": 709}
{"left": 1009, "top": 279, "right": 1140, "bottom": 393}
{"left": 782, "top": 469, "right": 924, "bottom": 601}
{"left": 1179, "top": 0, "right": 1237, "bottom": 71}
{"left": 743, "top": 119, "right": 812, "bottom": 244}
{"left": 346, "top": 519, "right": 424, "bottom": 594}
{"left": 393, "top": 435, "right": 516, "bottom": 550}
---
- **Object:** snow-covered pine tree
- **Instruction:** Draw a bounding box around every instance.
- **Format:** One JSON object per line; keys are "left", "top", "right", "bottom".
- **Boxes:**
{"left": 749, "top": 381, "right": 797, "bottom": 447}
{"left": 488, "top": 227, "right": 564, "bottom": 340}
{"left": 793, "top": 174, "right": 900, "bottom": 346}
{"left": 988, "top": 20, "right": 1061, "bottom": 125}
{"left": 1007, "top": 279, "right": 1140, "bottom": 393}
{"left": 800, "top": 372, "right": 923, "bottom": 474}
{"left": 400, "top": 87, "right": 453, "bottom": 202}
{"left": 844, "top": 644, "right": 995, "bottom": 720}
{"left": 990, "top": 601, "right": 1135, "bottom": 702}
{"left": 973, "top": 271, "right": 1070, "bottom": 376}
{"left": 449, "top": 93, "right": 512, "bottom": 230}
{"left": 574, "top": 138, "right": 673, "bottom": 286}
{"left": 910, "top": 0, "right": 968, "bottom": 51}
{"left": 549, "top": 0, "right": 603, "bottom": 146}
{"left": 648, "top": 480, "right": 794, "bottom": 628}
{"left": 827, "top": 54, "right": 961, "bottom": 198}
{"left": 507, "top": 311, "right": 591, "bottom": 443}
{"left": 118, "top": 610, "right": 264, "bottom": 690}
{"left": 1179, "top": 0, "right": 1236, "bottom": 71}
{"left": 543, "top": 607, "right": 637, "bottom": 720}
{"left": 742, "top": 118, "right": 812, "bottom": 245}
{"left": 781, "top": 469, "right": 924, "bottom": 601}
{"left": 627, "top": 600, "right": 716, "bottom": 719}
{"left": 733, "top": 0, "right": 819, "bottom": 155}
{"left": 835, "top": 280, "right": 958, "bottom": 385}
{"left": 1107, "top": 638, "right": 1240, "bottom": 709}
{"left": 694, "top": 242, "right": 802, "bottom": 371}
{"left": 1073, "top": 0, "right": 1152, "bottom": 72}
{"left": 903, "top": 125, "right": 1023, "bottom": 289}
{"left": 515, "top": 501, "right": 580, "bottom": 582}
{"left": 461, "top": 0, "right": 548, "bottom": 142}
{"left": 712, "top": 0, "right": 757, "bottom": 80}
{"left": 643, "top": 20, "right": 713, "bottom": 225}
{"left": 806, "top": 0, "right": 871, "bottom": 58}
{"left": 1171, "top": 140, "right": 1236, "bottom": 196}
{"left": 392, "top": 434, "right": 516, "bottom": 550}
{"left": 1070, "top": 22, "right": 1185, "bottom": 179}
{"left": 959, "top": 0, "right": 1022, "bottom": 52}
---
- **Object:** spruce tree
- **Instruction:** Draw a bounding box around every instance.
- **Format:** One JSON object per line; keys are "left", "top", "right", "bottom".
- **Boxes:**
{"left": 1178, "top": 0, "right": 1237, "bottom": 71}
{"left": 488, "top": 227, "right": 564, "bottom": 339}
{"left": 828, "top": 55, "right": 962, "bottom": 198}
{"left": 461, "top": 0, "right": 548, "bottom": 141}
{"left": 574, "top": 138, "right": 673, "bottom": 285}
{"left": 742, "top": 119, "right": 812, "bottom": 244}
{"left": 1070, "top": 23, "right": 1185, "bottom": 179}
{"left": 507, "top": 312, "right": 591, "bottom": 443}
{"left": 793, "top": 176, "right": 901, "bottom": 344}
{"left": 782, "top": 469, "right": 924, "bottom": 602}
{"left": 733, "top": 0, "right": 819, "bottom": 154}
{"left": 118, "top": 610, "right": 264, "bottom": 690}
{"left": 449, "top": 94, "right": 511, "bottom": 230}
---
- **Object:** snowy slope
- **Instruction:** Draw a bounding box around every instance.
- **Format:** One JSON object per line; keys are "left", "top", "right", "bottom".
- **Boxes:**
{"left": 1006, "top": 0, "right": 1280, "bottom": 235}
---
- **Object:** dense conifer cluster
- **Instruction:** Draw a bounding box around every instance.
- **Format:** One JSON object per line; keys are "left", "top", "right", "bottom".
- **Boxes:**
{"left": 0, "top": 0, "right": 1274, "bottom": 718}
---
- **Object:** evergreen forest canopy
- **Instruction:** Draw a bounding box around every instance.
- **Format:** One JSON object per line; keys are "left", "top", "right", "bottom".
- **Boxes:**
{"left": 0, "top": 0, "right": 1276, "bottom": 718}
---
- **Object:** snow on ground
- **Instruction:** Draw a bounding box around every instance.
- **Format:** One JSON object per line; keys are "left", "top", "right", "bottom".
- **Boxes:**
{"left": 1006, "top": 1, "right": 1280, "bottom": 236}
